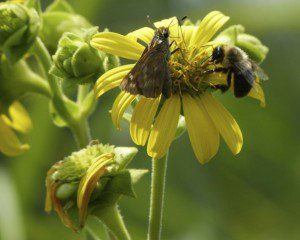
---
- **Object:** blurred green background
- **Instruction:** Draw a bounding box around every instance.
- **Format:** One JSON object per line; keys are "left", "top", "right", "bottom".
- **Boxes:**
{"left": 1, "top": 0, "right": 300, "bottom": 239}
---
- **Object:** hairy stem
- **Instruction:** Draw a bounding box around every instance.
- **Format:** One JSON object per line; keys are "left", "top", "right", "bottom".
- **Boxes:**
{"left": 70, "top": 118, "right": 91, "bottom": 149}
{"left": 147, "top": 152, "right": 168, "bottom": 240}
{"left": 93, "top": 205, "right": 131, "bottom": 240}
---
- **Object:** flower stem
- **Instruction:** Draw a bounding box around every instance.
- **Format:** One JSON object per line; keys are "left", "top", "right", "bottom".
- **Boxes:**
{"left": 70, "top": 119, "right": 91, "bottom": 149}
{"left": 25, "top": 71, "right": 51, "bottom": 98}
{"left": 147, "top": 152, "right": 168, "bottom": 240}
{"left": 32, "top": 37, "right": 92, "bottom": 148}
{"left": 92, "top": 205, "right": 131, "bottom": 240}
{"left": 32, "top": 38, "right": 61, "bottom": 95}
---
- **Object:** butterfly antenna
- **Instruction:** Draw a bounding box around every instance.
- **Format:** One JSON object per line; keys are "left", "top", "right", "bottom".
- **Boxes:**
{"left": 147, "top": 15, "right": 156, "bottom": 29}
{"left": 178, "top": 16, "right": 188, "bottom": 50}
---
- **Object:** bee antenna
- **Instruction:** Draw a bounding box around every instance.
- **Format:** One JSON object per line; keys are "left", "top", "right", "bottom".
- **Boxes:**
{"left": 147, "top": 15, "right": 156, "bottom": 29}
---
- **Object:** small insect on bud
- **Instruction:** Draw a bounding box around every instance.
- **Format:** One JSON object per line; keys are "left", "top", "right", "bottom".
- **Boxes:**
{"left": 50, "top": 27, "right": 106, "bottom": 85}
{"left": 0, "top": 2, "right": 40, "bottom": 63}
{"left": 45, "top": 142, "right": 147, "bottom": 231}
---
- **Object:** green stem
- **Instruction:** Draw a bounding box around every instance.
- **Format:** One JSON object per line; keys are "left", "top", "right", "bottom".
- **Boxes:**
{"left": 147, "top": 152, "right": 169, "bottom": 240}
{"left": 92, "top": 205, "right": 131, "bottom": 240}
{"left": 25, "top": 71, "right": 51, "bottom": 98}
{"left": 32, "top": 37, "right": 92, "bottom": 148}
{"left": 77, "top": 84, "right": 90, "bottom": 104}
{"left": 32, "top": 38, "right": 61, "bottom": 95}
{"left": 70, "top": 119, "right": 91, "bottom": 149}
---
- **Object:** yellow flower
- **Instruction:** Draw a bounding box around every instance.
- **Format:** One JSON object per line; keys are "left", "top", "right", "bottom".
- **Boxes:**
{"left": 0, "top": 101, "right": 32, "bottom": 156}
{"left": 91, "top": 11, "right": 266, "bottom": 164}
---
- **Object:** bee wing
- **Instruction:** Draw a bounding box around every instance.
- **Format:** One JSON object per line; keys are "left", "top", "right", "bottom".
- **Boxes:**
{"left": 233, "top": 60, "right": 257, "bottom": 86}
{"left": 250, "top": 60, "right": 269, "bottom": 81}
{"left": 121, "top": 46, "right": 170, "bottom": 98}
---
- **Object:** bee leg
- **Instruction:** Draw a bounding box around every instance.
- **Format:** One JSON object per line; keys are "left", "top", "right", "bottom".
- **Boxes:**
{"left": 218, "top": 69, "right": 232, "bottom": 93}
{"left": 203, "top": 67, "right": 227, "bottom": 74}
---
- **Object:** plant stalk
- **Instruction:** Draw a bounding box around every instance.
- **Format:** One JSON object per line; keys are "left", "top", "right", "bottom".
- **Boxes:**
{"left": 92, "top": 205, "right": 131, "bottom": 240}
{"left": 147, "top": 152, "right": 168, "bottom": 240}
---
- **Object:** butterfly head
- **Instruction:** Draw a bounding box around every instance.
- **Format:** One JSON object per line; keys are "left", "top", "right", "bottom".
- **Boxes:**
{"left": 155, "top": 27, "right": 170, "bottom": 40}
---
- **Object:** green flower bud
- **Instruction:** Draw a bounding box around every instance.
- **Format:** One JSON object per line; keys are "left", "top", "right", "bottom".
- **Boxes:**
{"left": 214, "top": 25, "right": 269, "bottom": 63}
{"left": 45, "top": 142, "right": 147, "bottom": 230}
{"left": 50, "top": 27, "right": 106, "bottom": 85}
{"left": 39, "top": 0, "right": 91, "bottom": 51}
{"left": 103, "top": 53, "right": 120, "bottom": 72}
{"left": 0, "top": 2, "right": 40, "bottom": 63}
{"left": 235, "top": 34, "right": 269, "bottom": 63}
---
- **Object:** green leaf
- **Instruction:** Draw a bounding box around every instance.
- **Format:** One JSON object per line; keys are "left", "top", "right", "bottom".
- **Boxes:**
{"left": 128, "top": 169, "right": 148, "bottom": 185}
{"left": 113, "top": 147, "right": 138, "bottom": 170}
{"left": 105, "top": 170, "right": 136, "bottom": 198}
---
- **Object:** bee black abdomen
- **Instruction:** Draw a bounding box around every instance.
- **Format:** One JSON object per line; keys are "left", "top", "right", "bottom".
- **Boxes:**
{"left": 233, "top": 72, "right": 253, "bottom": 98}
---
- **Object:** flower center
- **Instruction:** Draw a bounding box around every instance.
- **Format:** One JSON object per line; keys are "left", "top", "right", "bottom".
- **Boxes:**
{"left": 169, "top": 47, "right": 214, "bottom": 96}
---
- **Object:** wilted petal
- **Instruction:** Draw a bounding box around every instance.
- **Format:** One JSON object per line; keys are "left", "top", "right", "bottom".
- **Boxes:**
{"left": 201, "top": 93, "right": 243, "bottom": 155}
{"left": 111, "top": 92, "right": 136, "bottom": 130}
{"left": 77, "top": 153, "right": 114, "bottom": 227}
{"left": 91, "top": 32, "right": 145, "bottom": 60}
{"left": 94, "top": 64, "right": 135, "bottom": 98}
{"left": 130, "top": 96, "right": 160, "bottom": 146}
{"left": 182, "top": 94, "right": 220, "bottom": 164}
{"left": 147, "top": 95, "right": 180, "bottom": 159}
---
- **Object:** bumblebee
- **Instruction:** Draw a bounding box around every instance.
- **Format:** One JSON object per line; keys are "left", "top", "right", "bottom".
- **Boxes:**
{"left": 205, "top": 45, "right": 268, "bottom": 98}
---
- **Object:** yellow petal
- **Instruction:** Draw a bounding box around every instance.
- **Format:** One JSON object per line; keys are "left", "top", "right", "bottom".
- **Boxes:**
{"left": 204, "top": 72, "right": 227, "bottom": 86}
{"left": 91, "top": 32, "right": 145, "bottom": 60}
{"left": 182, "top": 94, "right": 220, "bottom": 164}
{"left": 248, "top": 82, "right": 266, "bottom": 107}
{"left": 201, "top": 93, "right": 243, "bottom": 155}
{"left": 95, "top": 64, "right": 135, "bottom": 98}
{"left": 2, "top": 101, "right": 32, "bottom": 134}
{"left": 204, "top": 74, "right": 266, "bottom": 107}
{"left": 130, "top": 97, "right": 160, "bottom": 146}
{"left": 182, "top": 25, "right": 195, "bottom": 46}
{"left": 190, "top": 11, "right": 229, "bottom": 48}
{"left": 0, "top": 116, "right": 30, "bottom": 157}
{"left": 127, "top": 27, "right": 154, "bottom": 44}
{"left": 77, "top": 153, "right": 114, "bottom": 228}
{"left": 147, "top": 95, "right": 180, "bottom": 159}
{"left": 111, "top": 92, "right": 136, "bottom": 130}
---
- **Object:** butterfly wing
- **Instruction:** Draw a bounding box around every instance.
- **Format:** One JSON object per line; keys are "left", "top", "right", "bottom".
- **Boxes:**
{"left": 120, "top": 45, "right": 171, "bottom": 98}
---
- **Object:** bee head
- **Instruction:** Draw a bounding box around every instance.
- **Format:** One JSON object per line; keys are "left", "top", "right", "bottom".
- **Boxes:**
{"left": 212, "top": 45, "right": 225, "bottom": 63}
{"left": 157, "top": 27, "right": 170, "bottom": 39}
